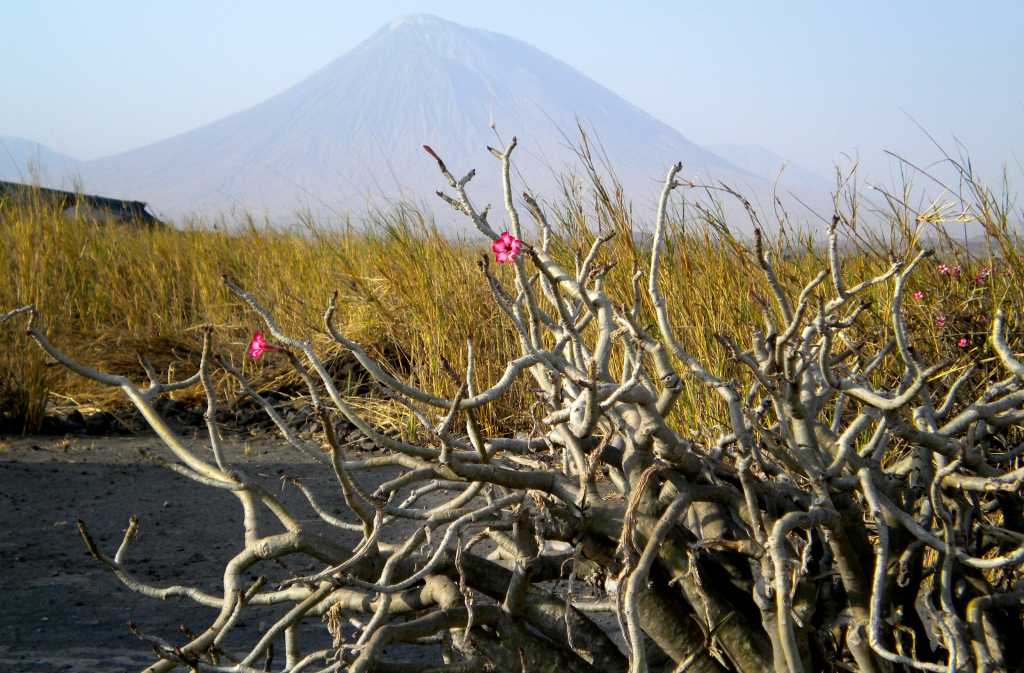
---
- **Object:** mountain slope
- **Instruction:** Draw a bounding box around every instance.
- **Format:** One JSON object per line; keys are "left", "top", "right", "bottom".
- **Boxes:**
{"left": 79, "top": 15, "right": 764, "bottom": 225}
{"left": 0, "top": 137, "right": 80, "bottom": 184}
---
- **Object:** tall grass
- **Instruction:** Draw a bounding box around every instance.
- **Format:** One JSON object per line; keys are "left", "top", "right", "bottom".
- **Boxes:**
{"left": 1, "top": 164, "right": 1020, "bottom": 438}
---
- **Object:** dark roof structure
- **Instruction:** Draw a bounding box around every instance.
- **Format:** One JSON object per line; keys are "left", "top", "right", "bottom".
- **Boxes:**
{"left": 0, "top": 180, "right": 164, "bottom": 226}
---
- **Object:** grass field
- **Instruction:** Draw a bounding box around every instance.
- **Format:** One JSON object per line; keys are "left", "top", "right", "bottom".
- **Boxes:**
{"left": 2, "top": 166, "right": 1021, "bottom": 438}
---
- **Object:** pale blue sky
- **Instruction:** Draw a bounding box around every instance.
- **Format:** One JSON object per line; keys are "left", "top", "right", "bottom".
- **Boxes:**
{"left": 3, "top": 1, "right": 1022, "bottom": 183}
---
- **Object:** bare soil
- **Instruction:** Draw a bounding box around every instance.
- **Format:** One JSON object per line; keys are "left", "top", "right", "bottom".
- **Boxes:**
{"left": 0, "top": 434, "right": 409, "bottom": 672}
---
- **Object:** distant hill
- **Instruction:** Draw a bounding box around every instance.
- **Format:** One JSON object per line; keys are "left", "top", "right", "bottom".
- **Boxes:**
{"left": 0, "top": 137, "right": 80, "bottom": 185}
{"left": 73, "top": 15, "right": 798, "bottom": 227}
{"left": 704, "top": 143, "right": 831, "bottom": 193}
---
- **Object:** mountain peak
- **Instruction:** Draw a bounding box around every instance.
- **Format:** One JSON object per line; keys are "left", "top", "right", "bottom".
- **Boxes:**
{"left": 75, "top": 16, "right": 772, "bottom": 225}
{"left": 358, "top": 14, "right": 485, "bottom": 61}
{"left": 386, "top": 14, "right": 452, "bottom": 31}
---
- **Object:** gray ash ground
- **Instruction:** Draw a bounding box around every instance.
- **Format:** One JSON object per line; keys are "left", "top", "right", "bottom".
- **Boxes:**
{"left": 0, "top": 434, "right": 449, "bottom": 672}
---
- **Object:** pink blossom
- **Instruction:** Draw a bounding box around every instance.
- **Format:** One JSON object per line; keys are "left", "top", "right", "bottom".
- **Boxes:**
{"left": 974, "top": 267, "right": 992, "bottom": 285}
{"left": 939, "top": 263, "right": 962, "bottom": 278}
{"left": 957, "top": 337, "right": 970, "bottom": 349}
{"left": 491, "top": 231, "right": 523, "bottom": 264}
{"left": 912, "top": 290, "right": 924, "bottom": 302}
{"left": 247, "top": 331, "right": 279, "bottom": 360}
{"left": 935, "top": 314, "right": 947, "bottom": 329}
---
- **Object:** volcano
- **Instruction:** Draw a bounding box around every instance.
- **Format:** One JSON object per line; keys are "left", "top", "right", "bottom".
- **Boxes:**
{"left": 68, "top": 15, "right": 804, "bottom": 226}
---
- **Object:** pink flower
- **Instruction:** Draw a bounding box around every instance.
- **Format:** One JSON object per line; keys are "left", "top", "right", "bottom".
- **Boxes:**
{"left": 247, "top": 331, "right": 279, "bottom": 359}
{"left": 974, "top": 267, "right": 992, "bottom": 285}
{"left": 912, "top": 290, "right": 924, "bottom": 302}
{"left": 935, "top": 314, "right": 947, "bottom": 329}
{"left": 939, "top": 263, "right": 962, "bottom": 278}
{"left": 957, "top": 337, "right": 970, "bottom": 349}
{"left": 491, "top": 231, "right": 523, "bottom": 264}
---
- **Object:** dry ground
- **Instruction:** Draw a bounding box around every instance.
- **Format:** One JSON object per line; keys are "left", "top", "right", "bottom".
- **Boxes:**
{"left": 0, "top": 434, "right": 421, "bottom": 672}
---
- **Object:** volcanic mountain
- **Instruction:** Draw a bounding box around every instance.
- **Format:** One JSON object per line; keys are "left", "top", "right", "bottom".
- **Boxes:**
{"left": 72, "top": 15, "right": 763, "bottom": 224}
{"left": 61, "top": 15, "right": 820, "bottom": 227}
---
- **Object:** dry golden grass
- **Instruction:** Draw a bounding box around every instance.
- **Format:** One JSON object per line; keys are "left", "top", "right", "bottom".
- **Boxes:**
{"left": 1, "top": 170, "right": 1021, "bottom": 438}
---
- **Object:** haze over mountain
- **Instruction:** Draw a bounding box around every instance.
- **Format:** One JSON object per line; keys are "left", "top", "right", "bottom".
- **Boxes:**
{"left": 0, "top": 136, "right": 80, "bottom": 184}
{"left": 704, "top": 144, "right": 831, "bottom": 192}
{"left": 10, "top": 15, "right": 828, "bottom": 228}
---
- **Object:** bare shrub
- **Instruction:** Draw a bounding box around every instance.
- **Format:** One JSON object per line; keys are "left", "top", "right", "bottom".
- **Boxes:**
{"left": 5, "top": 141, "right": 1024, "bottom": 673}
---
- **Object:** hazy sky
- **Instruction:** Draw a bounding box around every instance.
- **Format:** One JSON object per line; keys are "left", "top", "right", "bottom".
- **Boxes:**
{"left": 3, "top": 1, "right": 1022, "bottom": 184}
